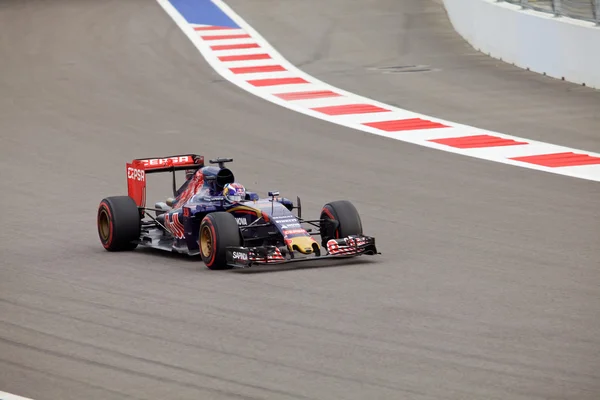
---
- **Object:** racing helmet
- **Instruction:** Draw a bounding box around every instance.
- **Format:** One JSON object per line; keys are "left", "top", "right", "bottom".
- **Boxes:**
{"left": 223, "top": 182, "right": 246, "bottom": 203}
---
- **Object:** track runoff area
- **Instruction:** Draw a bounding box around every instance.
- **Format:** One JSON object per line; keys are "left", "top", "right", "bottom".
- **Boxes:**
{"left": 157, "top": 0, "right": 600, "bottom": 183}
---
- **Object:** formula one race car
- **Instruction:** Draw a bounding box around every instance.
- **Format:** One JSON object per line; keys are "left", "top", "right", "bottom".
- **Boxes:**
{"left": 96, "top": 153, "right": 379, "bottom": 269}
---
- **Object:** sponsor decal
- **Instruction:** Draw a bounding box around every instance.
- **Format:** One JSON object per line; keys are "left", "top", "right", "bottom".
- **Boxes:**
{"left": 139, "top": 156, "right": 192, "bottom": 167}
{"left": 235, "top": 217, "right": 247, "bottom": 226}
{"left": 274, "top": 218, "right": 298, "bottom": 224}
{"left": 283, "top": 229, "right": 307, "bottom": 235}
{"left": 232, "top": 251, "right": 248, "bottom": 260}
{"left": 127, "top": 167, "right": 145, "bottom": 181}
{"left": 280, "top": 223, "right": 301, "bottom": 229}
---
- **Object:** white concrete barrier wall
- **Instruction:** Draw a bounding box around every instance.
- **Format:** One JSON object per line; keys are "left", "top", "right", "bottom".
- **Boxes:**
{"left": 442, "top": 0, "right": 600, "bottom": 89}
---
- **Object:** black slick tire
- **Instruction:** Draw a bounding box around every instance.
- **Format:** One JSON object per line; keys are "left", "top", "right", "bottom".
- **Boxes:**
{"left": 97, "top": 196, "right": 141, "bottom": 251}
{"left": 319, "top": 200, "right": 363, "bottom": 246}
{"left": 199, "top": 212, "right": 242, "bottom": 270}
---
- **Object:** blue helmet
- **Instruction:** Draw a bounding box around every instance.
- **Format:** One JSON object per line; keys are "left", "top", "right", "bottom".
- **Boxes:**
{"left": 223, "top": 182, "right": 246, "bottom": 203}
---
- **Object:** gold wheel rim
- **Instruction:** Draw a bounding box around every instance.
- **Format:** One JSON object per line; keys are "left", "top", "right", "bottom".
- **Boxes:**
{"left": 99, "top": 209, "right": 110, "bottom": 241}
{"left": 200, "top": 225, "right": 212, "bottom": 257}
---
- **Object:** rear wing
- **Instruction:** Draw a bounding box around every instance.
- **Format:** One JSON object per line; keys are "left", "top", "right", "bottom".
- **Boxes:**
{"left": 126, "top": 154, "right": 204, "bottom": 207}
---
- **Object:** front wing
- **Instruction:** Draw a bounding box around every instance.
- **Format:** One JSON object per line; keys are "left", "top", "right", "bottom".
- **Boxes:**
{"left": 225, "top": 235, "right": 379, "bottom": 268}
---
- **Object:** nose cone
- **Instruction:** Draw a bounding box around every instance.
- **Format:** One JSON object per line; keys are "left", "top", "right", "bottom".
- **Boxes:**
{"left": 289, "top": 236, "right": 319, "bottom": 254}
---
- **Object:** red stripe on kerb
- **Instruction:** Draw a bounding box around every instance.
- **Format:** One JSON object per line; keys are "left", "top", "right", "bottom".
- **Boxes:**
{"left": 510, "top": 152, "right": 600, "bottom": 167}
{"left": 311, "top": 104, "right": 391, "bottom": 116}
{"left": 218, "top": 53, "right": 271, "bottom": 62}
{"left": 430, "top": 135, "right": 528, "bottom": 149}
{"left": 201, "top": 34, "right": 251, "bottom": 41}
{"left": 363, "top": 118, "right": 449, "bottom": 131}
{"left": 274, "top": 90, "right": 341, "bottom": 100}
{"left": 229, "top": 65, "right": 287, "bottom": 74}
{"left": 193, "top": 26, "right": 233, "bottom": 31}
{"left": 211, "top": 43, "right": 260, "bottom": 51}
{"left": 247, "top": 77, "right": 309, "bottom": 87}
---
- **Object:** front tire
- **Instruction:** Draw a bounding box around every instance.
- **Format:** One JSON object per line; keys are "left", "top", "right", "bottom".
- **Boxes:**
{"left": 319, "top": 200, "right": 363, "bottom": 246}
{"left": 97, "top": 196, "right": 141, "bottom": 251}
{"left": 199, "top": 212, "right": 242, "bottom": 270}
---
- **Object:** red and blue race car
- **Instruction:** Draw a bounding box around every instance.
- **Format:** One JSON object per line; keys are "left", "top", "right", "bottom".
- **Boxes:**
{"left": 97, "top": 154, "right": 379, "bottom": 269}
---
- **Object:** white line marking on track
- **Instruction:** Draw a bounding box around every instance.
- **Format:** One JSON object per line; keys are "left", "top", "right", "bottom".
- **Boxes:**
{"left": 0, "top": 391, "right": 34, "bottom": 400}
{"left": 156, "top": 0, "right": 600, "bottom": 182}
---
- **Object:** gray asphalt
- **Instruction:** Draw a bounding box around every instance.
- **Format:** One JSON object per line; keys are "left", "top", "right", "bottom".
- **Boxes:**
{"left": 1, "top": 1, "right": 599, "bottom": 399}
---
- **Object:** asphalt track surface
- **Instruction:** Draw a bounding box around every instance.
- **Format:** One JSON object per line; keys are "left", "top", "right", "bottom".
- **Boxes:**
{"left": 1, "top": 1, "right": 599, "bottom": 399}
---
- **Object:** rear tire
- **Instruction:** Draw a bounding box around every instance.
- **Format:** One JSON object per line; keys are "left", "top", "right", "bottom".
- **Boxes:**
{"left": 97, "top": 196, "right": 141, "bottom": 251}
{"left": 319, "top": 200, "right": 363, "bottom": 246}
{"left": 199, "top": 212, "right": 242, "bottom": 270}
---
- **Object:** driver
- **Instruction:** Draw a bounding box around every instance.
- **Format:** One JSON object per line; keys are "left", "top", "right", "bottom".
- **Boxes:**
{"left": 223, "top": 182, "right": 246, "bottom": 203}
